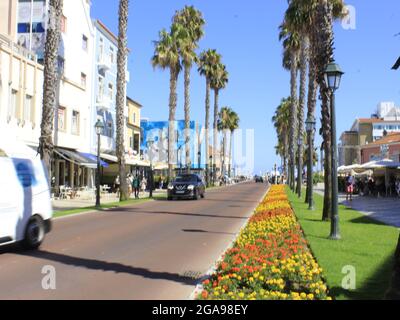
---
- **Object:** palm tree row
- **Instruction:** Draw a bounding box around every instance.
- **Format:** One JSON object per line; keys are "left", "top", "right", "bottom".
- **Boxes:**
{"left": 153, "top": 6, "right": 235, "bottom": 185}
{"left": 277, "top": 0, "right": 346, "bottom": 219}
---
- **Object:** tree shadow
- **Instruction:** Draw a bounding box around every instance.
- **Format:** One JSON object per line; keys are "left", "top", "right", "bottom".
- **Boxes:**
{"left": 349, "top": 216, "right": 388, "bottom": 226}
{"left": 19, "top": 250, "right": 198, "bottom": 286}
{"left": 329, "top": 254, "right": 395, "bottom": 300}
{"left": 182, "top": 229, "right": 236, "bottom": 236}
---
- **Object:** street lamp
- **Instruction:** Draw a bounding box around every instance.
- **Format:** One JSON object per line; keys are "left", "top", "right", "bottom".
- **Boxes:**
{"left": 305, "top": 115, "right": 316, "bottom": 210}
{"left": 324, "top": 61, "right": 344, "bottom": 240}
{"left": 147, "top": 138, "right": 155, "bottom": 198}
{"left": 95, "top": 119, "right": 104, "bottom": 208}
{"left": 297, "top": 137, "right": 303, "bottom": 197}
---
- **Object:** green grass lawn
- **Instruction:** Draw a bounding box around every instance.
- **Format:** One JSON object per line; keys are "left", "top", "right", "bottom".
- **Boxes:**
{"left": 288, "top": 188, "right": 399, "bottom": 300}
{"left": 54, "top": 194, "right": 166, "bottom": 218}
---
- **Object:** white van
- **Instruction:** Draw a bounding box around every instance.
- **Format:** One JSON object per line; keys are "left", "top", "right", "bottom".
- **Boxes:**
{"left": 0, "top": 137, "right": 52, "bottom": 249}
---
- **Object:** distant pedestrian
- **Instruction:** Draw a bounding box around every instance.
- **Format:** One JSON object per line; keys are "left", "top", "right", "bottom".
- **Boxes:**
{"left": 159, "top": 178, "right": 164, "bottom": 190}
{"left": 345, "top": 173, "right": 354, "bottom": 201}
{"left": 132, "top": 175, "right": 140, "bottom": 199}
{"left": 396, "top": 179, "right": 400, "bottom": 197}
{"left": 141, "top": 177, "right": 147, "bottom": 194}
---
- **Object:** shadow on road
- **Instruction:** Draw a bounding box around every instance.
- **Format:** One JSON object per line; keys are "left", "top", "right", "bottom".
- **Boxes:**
{"left": 182, "top": 229, "right": 237, "bottom": 236}
{"left": 18, "top": 250, "right": 198, "bottom": 286}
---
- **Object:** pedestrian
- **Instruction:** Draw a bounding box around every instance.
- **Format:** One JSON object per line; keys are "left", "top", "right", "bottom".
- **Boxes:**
{"left": 132, "top": 175, "right": 140, "bottom": 199}
{"left": 141, "top": 177, "right": 147, "bottom": 194}
{"left": 345, "top": 173, "right": 354, "bottom": 201}
{"left": 159, "top": 177, "right": 164, "bottom": 190}
{"left": 114, "top": 175, "right": 120, "bottom": 195}
{"left": 396, "top": 179, "right": 400, "bottom": 197}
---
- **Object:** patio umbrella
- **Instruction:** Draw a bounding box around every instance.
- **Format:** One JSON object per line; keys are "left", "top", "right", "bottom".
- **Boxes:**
{"left": 361, "top": 159, "right": 400, "bottom": 169}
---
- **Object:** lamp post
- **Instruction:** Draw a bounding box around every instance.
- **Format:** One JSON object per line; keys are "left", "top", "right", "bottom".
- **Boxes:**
{"left": 95, "top": 120, "right": 104, "bottom": 208}
{"left": 147, "top": 139, "right": 155, "bottom": 198}
{"left": 324, "top": 61, "right": 344, "bottom": 240}
{"left": 305, "top": 115, "right": 316, "bottom": 210}
{"left": 297, "top": 137, "right": 303, "bottom": 198}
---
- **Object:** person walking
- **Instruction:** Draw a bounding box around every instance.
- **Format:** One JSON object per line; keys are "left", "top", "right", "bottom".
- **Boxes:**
{"left": 159, "top": 177, "right": 164, "bottom": 191}
{"left": 345, "top": 173, "right": 355, "bottom": 202}
{"left": 141, "top": 177, "right": 147, "bottom": 196}
{"left": 395, "top": 179, "right": 400, "bottom": 198}
{"left": 132, "top": 175, "right": 140, "bottom": 199}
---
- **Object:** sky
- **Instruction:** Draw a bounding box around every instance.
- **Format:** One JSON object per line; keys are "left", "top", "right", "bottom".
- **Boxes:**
{"left": 91, "top": 0, "right": 400, "bottom": 174}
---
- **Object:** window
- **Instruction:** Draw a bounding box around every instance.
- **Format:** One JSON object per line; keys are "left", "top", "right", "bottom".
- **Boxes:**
{"left": 134, "top": 134, "right": 140, "bottom": 153}
{"left": 81, "top": 73, "right": 87, "bottom": 88}
{"left": 98, "top": 77, "right": 104, "bottom": 100}
{"left": 110, "top": 47, "right": 115, "bottom": 64}
{"left": 71, "top": 111, "right": 80, "bottom": 135}
{"left": 108, "top": 83, "right": 113, "bottom": 100}
{"left": 99, "top": 38, "right": 104, "bottom": 61}
{"left": 61, "top": 15, "right": 67, "bottom": 33}
{"left": 133, "top": 112, "right": 136, "bottom": 124}
{"left": 9, "top": 89, "right": 18, "bottom": 119}
{"left": 58, "top": 106, "right": 66, "bottom": 131}
{"left": 82, "top": 35, "right": 88, "bottom": 51}
{"left": 106, "top": 121, "right": 113, "bottom": 137}
{"left": 24, "top": 95, "right": 33, "bottom": 123}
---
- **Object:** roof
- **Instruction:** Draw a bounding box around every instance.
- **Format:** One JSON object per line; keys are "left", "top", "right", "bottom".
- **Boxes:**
{"left": 126, "top": 96, "right": 143, "bottom": 108}
{"left": 392, "top": 57, "right": 400, "bottom": 70}
{"left": 95, "top": 20, "right": 131, "bottom": 53}
{"left": 357, "top": 118, "right": 386, "bottom": 124}
{"left": 363, "top": 132, "right": 400, "bottom": 147}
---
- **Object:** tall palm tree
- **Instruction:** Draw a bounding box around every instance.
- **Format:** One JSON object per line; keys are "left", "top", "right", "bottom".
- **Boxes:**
{"left": 198, "top": 49, "right": 222, "bottom": 185}
{"left": 173, "top": 6, "right": 205, "bottom": 173}
{"left": 217, "top": 107, "right": 233, "bottom": 178}
{"left": 279, "top": 23, "right": 300, "bottom": 191}
{"left": 272, "top": 97, "right": 291, "bottom": 180}
{"left": 210, "top": 63, "right": 229, "bottom": 183}
{"left": 115, "top": 0, "right": 130, "bottom": 201}
{"left": 152, "top": 26, "right": 182, "bottom": 180}
{"left": 39, "top": 0, "right": 63, "bottom": 182}
{"left": 228, "top": 110, "right": 239, "bottom": 178}
{"left": 314, "top": 0, "right": 346, "bottom": 220}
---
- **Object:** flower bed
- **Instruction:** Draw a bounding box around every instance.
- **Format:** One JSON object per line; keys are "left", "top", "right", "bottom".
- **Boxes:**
{"left": 198, "top": 185, "right": 331, "bottom": 300}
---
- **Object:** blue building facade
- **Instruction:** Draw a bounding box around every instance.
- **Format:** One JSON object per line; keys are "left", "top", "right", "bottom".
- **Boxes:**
{"left": 140, "top": 120, "right": 205, "bottom": 169}
{"left": 90, "top": 20, "right": 124, "bottom": 155}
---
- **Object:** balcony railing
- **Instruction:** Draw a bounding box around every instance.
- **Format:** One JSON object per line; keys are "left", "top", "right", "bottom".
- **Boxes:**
{"left": 0, "top": 34, "right": 38, "bottom": 62}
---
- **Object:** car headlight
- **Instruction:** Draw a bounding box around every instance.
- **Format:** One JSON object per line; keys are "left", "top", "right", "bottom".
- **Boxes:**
{"left": 168, "top": 184, "right": 174, "bottom": 190}
{"left": 187, "top": 185, "right": 195, "bottom": 191}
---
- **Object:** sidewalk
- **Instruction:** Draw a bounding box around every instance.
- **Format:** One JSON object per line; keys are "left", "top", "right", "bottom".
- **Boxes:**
{"left": 52, "top": 190, "right": 166, "bottom": 212}
{"left": 314, "top": 183, "right": 400, "bottom": 228}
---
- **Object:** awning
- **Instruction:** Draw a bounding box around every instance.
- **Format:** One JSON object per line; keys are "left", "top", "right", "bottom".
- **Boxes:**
{"left": 101, "top": 153, "right": 118, "bottom": 163}
{"left": 54, "top": 148, "right": 97, "bottom": 169}
{"left": 361, "top": 159, "right": 400, "bottom": 169}
{"left": 79, "top": 152, "right": 109, "bottom": 168}
{"left": 126, "top": 157, "right": 150, "bottom": 167}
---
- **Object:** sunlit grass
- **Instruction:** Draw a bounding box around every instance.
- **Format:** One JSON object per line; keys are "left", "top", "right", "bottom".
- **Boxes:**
{"left": 288, "top": 187, "right": 399, "bottom": 300}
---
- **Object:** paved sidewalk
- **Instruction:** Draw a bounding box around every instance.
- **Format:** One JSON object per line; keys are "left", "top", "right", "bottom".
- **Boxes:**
{"left": 314, "top": 184, "right": 400, "bottom": 228}
{"left": 52, "top": 190, "right": 166, "bottom": 212}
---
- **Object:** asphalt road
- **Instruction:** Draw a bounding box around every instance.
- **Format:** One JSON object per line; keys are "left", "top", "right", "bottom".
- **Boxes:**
{"left": 0, "top": 182, "right": 268, "bottom": 300}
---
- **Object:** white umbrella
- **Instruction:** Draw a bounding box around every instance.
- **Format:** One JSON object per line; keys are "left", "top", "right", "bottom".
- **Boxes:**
{"left": 361, "top": 159, "right": 400, "bottom": 169}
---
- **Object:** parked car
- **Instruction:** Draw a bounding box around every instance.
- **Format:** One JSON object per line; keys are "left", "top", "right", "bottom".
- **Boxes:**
{"left": 255, "top": 175, "right": 264, "bottom": 183}
{"left": 168, "top": 174, "right": 206, "bottom": 200}
{"left": 0, "top": 136, "right": 52, "bottom": 249}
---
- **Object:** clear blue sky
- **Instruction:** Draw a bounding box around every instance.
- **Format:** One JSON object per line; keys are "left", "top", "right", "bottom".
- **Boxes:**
{"left": 91, "top": 0, "right": 400, "bottom": 174}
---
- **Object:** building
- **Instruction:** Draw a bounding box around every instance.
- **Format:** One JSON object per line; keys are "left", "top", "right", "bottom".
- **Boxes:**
{"left": 339, "top": 102, "right": 400, "bottom": 166}
{"left": 125, "top": 97, "right": 142, "bottom": 158}
{"left": 0, "top": 0, "right": 17, "bottom": 39}
{"left": 361, "top": 132, "right": 400, "bottom": 163}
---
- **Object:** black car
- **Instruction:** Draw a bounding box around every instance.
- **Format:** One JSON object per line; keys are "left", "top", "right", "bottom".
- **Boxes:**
{"left": 168, "top": 174, "right": 206, "bottom": 200}
{"left": 255, "top": 175, "right": 264, "bottom": 183}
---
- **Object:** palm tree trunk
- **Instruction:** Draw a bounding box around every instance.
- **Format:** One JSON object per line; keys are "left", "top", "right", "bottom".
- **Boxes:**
{"left": 297, "top": 37, "right": 308, "bottom": 197}
{"left": 168, "top": 68, "right": 178, "bottom": 180}
{"left": 305, "top": 37, "right": 318, "bottom": 204}
{"left": 116, "top": 0, "right": 129, "bottom": 201}
{"left": 205, "top": 78, "right": 210, "bottom": 185}
{"left": 289, "top": 51, "right": 298, "bottom": 192}
{"left": 39, "top": 0, "right": 63, "bottom": 183}
{"left": 213, "top": 89, "right": 219, "bottom": 183}
{"left": 222, "top": 129, "right": 228, "bottom": 178}
{"left": 229, "top": 129, "right": 234, "bottom": 178}
{"left": 184, "top": 63, "right": 191, "bottom": 173}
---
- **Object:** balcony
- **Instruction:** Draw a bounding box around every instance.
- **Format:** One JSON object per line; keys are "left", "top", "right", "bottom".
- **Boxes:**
{"left": 96, "top": 95, "right": 111, "bottom": 112}
{"left": 98, "top": 55, "right": 111, "bottom": 71}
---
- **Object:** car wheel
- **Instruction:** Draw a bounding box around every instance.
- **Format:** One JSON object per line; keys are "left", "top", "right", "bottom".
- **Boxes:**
{"left": 193, "top": 190, "right": 200, "bottom": 200}
{"left": 22, "top": 215, "right": 45, "bottom": 250}
{"left": 201, "top": 192, "right": 205, "bottom": 199}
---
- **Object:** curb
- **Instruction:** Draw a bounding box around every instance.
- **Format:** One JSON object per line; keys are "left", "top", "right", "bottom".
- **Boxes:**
{"left": 188, "top": 184, "right": 271, "bottom": 300}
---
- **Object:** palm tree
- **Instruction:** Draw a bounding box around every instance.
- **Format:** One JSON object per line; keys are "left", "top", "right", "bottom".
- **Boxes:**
{"left": 272, "top": 98, "right": 291, "bottom": 180}
{"left": 173, "top": 6, "right": 205, "bottom": 173}
{"left": 115, "top": 0, "right": 130, "bottom": 201}
{"left": 39, "top": 0, "right": 63, "bottom": 182}
{"left": 279, "top": 22, "right": 300, "bottom": 191}
{"left": 198, "top": 49, "right": 222, "bottom": 185}
{"left": 314, "top": 0, "right": 346, "bottom": 220}
{"left": 217, "top": 107, "right": 233, "bottom": 178}
{"left": 152, "top": 26, "right": 182, "bottom": 180}
{"left": 228, "top": 110, "right": 240, "bottom": 178}
{"left": 210, "top": 63, "right": 229, "bottom": 183}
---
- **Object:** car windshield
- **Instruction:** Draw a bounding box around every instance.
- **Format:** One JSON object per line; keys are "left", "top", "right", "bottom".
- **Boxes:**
{"left": 175, "top": 175, "right": 197, "bottom": 183}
